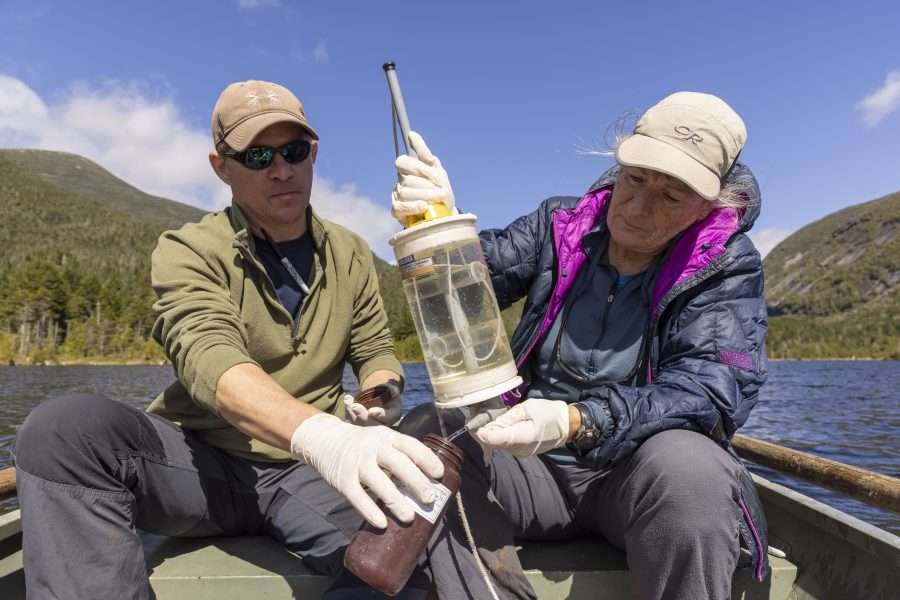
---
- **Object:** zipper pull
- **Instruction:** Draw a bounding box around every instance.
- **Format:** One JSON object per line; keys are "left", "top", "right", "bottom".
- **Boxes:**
{"left": 607, "top": 292, "right": 615, "bottom": 304}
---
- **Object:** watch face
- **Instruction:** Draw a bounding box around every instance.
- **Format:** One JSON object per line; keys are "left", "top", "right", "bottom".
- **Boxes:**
{"left": 575, "top": 431, "right": 597, "bottom": 451}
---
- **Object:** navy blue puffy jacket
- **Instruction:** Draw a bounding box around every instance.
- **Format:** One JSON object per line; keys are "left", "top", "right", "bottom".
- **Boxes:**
{"left": 479, "top": 164, "right": 768, "bottom": 469}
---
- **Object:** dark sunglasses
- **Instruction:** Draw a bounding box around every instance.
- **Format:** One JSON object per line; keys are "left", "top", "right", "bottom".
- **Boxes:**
{"left": 223, "top": 139, "right": 312, "bottom": 170}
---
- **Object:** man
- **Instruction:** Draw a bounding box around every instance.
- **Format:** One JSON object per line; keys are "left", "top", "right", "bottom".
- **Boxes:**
{"left": 14, "top": 80, "right": 443, "bottom": 599}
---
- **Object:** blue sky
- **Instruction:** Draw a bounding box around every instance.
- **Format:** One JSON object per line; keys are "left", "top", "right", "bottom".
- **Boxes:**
{"left": 2, "top": 0, "right": 899, "bottom": 260}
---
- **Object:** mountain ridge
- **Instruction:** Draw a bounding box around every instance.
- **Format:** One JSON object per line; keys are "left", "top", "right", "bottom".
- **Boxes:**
{"left": 764, "top": 190, "right": 899, "bottom": 315}
{"left": 0, "top": 149, "right": 205, "bottom": 230}
{"left": 763, "top": 190, "right": 899, "bottom": 359}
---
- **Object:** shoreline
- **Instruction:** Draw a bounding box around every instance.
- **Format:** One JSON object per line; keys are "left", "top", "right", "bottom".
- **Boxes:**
{"left": 2, "top": 360, "right": 168, "bottom": 367}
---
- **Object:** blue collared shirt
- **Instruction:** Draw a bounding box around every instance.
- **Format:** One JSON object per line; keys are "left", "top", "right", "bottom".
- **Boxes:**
{"left": 529, "top": 235, "right": 652, "bottom": 462}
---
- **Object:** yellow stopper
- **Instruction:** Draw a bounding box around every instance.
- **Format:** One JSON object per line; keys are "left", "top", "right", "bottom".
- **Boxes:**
{"left": 404, "top": 203, "right": 453, "bottom": 228}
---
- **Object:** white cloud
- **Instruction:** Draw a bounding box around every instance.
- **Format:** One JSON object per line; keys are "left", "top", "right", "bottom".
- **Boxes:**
{"left": 749, "top": 227, "right": 792, "bottom": 259}
{"left": 856, "top": 70, "right": 900, "bottom": 126}
{"left": 312, "top": 180, "right": 398, "bottom": 258}
{"left": 0, "top": 75, "right": 398, "bottom": 258}
{"left": 313, "top": 41, "right": 329, "bottom": 65}
{"left": 0, "top": 76, "right": 218, "bottom": 209}
{"left": 0, "top": 75, "right": 50, "bottom": 135}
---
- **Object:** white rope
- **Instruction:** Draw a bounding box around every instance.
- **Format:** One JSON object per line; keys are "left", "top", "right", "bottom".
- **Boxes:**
{"left": 455, "top": 490, "right": 501, "bottom": 600}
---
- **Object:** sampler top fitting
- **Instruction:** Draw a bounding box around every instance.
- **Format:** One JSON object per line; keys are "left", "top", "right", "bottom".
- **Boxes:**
{"left": 403, "top": 202, "right": 454, "bottom": 228}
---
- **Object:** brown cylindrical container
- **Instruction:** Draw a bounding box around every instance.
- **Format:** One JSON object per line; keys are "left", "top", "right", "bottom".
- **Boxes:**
{"left": 353, "top": 385, "right": 392, "bottom": 409}
{"left": 343, "top": 433, "right": 463, "bottom": 596}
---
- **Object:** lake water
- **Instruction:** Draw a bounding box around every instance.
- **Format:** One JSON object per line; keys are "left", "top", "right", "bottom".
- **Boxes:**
{"left": 1, "top": 361, "right": 897, "bottom": 534}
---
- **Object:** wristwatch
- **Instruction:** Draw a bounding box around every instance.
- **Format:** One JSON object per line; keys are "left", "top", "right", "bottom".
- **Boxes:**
{"left": 567, "top": 402, "right": 603, "bottom": 454}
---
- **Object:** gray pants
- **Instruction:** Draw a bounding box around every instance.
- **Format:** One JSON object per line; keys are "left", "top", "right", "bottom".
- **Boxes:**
{"left": 14, "top": 394, "right": 433, "bottom": 599}
{"left": 15, "top": 397, "right": 743, "bottom": 600}
{"left": 403, "top": 405, "right": 745, "bottom": 600}
{"left": 491, "top": 433, "right": 744, "bottom": 600}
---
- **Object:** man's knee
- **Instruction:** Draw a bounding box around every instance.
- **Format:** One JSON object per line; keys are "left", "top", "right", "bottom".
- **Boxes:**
{"left": 15, "top": 394, "right": 159, "bottom": 482}
{"left": 16, "top": 394, "right": 106, "bottom": 462}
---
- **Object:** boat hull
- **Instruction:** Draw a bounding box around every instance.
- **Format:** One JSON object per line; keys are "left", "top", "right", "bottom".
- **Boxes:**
{"left": 0, "top": 475, "right": 897, "bottom": 599}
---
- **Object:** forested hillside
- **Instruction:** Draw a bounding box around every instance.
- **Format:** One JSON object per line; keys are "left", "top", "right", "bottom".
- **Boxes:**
{"left": 764, "top": 191, "right": 899, "bottom": 359}
{"left": 0, "top": 149, "right": 428, "bottom": 363}
{"left": 1, "top": 148, "right": 896, "bottom": 364}
{"left": 0, "top": 150, "right": 206, "bottom": 363}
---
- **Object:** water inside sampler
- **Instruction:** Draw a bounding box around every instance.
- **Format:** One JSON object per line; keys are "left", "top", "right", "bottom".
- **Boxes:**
{"left": 403, "top": 250, "right": 514, "bottom": 387}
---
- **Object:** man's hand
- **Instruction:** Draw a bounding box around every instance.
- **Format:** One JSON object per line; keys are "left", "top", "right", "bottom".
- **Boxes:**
{"left": 343, "top": 381, "right": 403, "bottom": 427}
{"left": 473, "top": 398, "right": 571, "bottom": 457}
{"left": 392, "top": 131, "right": 456, "bottom": 222}
{"left": 290, "top": 413, "right": 444, "bottom": 529}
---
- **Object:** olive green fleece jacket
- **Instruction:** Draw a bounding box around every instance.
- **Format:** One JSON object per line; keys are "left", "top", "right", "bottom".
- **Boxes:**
{"left": 146, "top": 203, "right": 403, "bottom": 461}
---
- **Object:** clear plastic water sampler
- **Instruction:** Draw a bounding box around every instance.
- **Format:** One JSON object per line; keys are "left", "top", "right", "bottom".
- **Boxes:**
{"left": 390, "top": 214, "right": 522, "bottom": 408}
{"left": 344, "top": 61, "right": 511, "bottom": 600}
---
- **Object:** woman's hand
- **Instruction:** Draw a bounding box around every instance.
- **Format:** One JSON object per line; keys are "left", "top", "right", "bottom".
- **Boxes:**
{"left": 474, "top": 398, "right": 572, "bottom": 457}
{"left": 391, "top": 131, "right": 456, "bottom": 222}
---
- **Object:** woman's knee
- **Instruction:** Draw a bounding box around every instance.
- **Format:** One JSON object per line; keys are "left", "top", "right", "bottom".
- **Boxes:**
{"left": 623, "top": 431, "right": 741, "bottom": 528}
{"left": 634, "top": 430, "right": 737, "bottom": 489}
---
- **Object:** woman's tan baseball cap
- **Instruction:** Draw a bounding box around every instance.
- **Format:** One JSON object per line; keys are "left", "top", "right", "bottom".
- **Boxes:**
{"left": 616, "top": 91, "right": 746, "bottom": 200}
{"left": 211, "top": 80, "right": 318, "bottom": 151}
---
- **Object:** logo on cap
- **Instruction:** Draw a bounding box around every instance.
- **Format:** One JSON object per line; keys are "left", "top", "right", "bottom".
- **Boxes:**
{"left": 673, "top": 125, "right": 703, "bottom": 145}
{"left": 246, "top": 90, "right": 281, "bottom": 108}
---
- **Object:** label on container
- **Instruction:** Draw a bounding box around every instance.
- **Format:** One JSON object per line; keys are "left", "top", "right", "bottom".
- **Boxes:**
{"left": 399, "top": 481, "right": 453, "bottom": 524}
{"left": 398, "top": 254, "right": 435, "bottom": 280}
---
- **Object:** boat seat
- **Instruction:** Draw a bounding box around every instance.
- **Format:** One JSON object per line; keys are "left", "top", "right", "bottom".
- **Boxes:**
{"left": 143, "top": 533, "right": 797, "bottom": 599}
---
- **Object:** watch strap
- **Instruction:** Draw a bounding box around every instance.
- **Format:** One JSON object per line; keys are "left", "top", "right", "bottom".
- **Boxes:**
{"left": 567, "top": 402, "right": 602, "bottom": 454}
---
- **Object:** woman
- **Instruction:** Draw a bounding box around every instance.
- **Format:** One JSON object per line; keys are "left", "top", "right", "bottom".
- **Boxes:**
{"left": 386, "top": 91, "right": 769, "bottom": 600}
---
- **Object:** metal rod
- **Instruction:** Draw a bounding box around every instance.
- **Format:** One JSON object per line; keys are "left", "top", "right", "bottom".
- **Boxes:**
{"left": 382, "top": 62, "right": 417, "bottom": 158}
{"left": 732, "top": 434, "right": 900, "bottom": 514}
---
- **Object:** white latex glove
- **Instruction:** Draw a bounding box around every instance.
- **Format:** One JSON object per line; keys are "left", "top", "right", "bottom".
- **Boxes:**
{"left": 291, "top": 413, "right": 444, "bottom": 529}
{"left": 343, "top": 381, "right": 403, "bottom": 427}
{"left": 392, "top": 131, "right": 456, "bottom": 221}
{"left": 473, "top": 398, "right": 571, "bottom": 457}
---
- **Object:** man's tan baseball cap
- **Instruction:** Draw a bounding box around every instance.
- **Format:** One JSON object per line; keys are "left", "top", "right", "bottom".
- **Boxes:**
{"left": 211, "top": 80, "right": 318, "bottom": 151}
{"left": 616, "top": 91, "right": 746, "bottom": 200}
